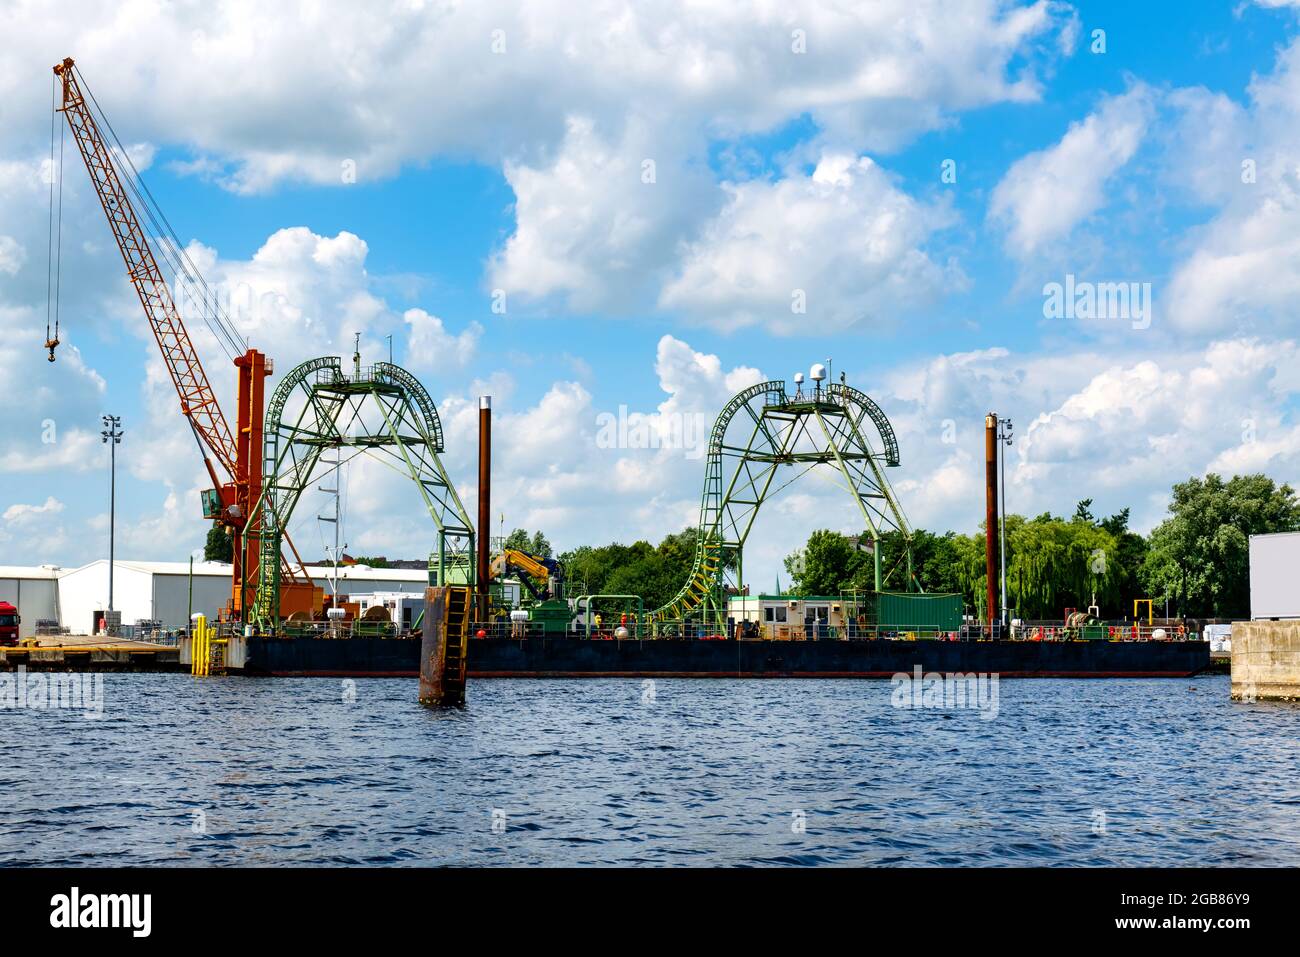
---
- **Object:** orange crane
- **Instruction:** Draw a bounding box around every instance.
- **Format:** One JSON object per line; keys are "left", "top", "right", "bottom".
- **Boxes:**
{"left": 51, "top": 56, "right": 317, "bottom": 621}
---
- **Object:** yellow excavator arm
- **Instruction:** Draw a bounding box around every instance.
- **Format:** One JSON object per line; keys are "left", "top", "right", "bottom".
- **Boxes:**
{"left": 489, "top": 548, "right": 551, "bottom": 587}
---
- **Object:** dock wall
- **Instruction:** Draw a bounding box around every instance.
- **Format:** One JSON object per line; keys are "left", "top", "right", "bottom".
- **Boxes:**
{"left": 1231, "top": 621, "right": 1300, "bottom": 701}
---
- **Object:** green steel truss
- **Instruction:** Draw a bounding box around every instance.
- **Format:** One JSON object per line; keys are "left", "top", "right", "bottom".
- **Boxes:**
{"left": 653, "top": 380, "right": 914, "bottom": 629}
{"left": 249, "top": 357, "right": 474, "bottom": 632}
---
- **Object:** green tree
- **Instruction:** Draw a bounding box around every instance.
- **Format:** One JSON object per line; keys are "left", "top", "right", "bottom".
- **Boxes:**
{"left": 503, "top": 528, "right": 552, "bottom": 557}
{"left": 1140, "top": 473, "right": 1300, "bottom": 617}
{"left": 869, "top": 528, "right": 965, "bottom": 593}
{"left": 1004, "top": 515, "right": 1118, "bottom": 619}
{"left": 1100, "top": 507, "right": 1131, "bottom": 537}
{"left": 556, "top": 527, "right": 735, "bottom": 613}
{"left": 936, "top": 514, "right": 1122, "bottom": 621}
{"left": 604, "top": 550, "right": 677, "bottom": 609}
{"left": 1097, "top": 508, "right": 1147, "bottom": 613}
{"left": 656, "top": 526, "right": 698, "bottom": 572}
{"left": 203, "top": 523, "right": 233, "bottom": 563}
{"left": 783, "top": 527, "right": 972, "bottom": 600}
{"left": 785, "top": 529, "right": 857, "bottom": 595}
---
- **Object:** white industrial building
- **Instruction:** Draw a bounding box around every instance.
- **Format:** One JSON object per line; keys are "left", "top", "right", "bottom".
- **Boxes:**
{"left": 0, "top": 565, "right": 62, "bottom": 640}
{"left": 0, "top": 560, "right": 431, "bottom": 636}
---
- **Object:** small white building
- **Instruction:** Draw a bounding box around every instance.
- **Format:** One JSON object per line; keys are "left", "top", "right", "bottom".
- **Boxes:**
{"left": 353, "top": 591, "right": 427, "bottom": 631}
{"left": 727, "top": 594, "right": 850, "bottom": 639}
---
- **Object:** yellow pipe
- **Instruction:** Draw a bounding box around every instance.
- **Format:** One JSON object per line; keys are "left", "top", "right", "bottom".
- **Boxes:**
{"left": 192, "top": 615, "right": 208, "bottom": 676}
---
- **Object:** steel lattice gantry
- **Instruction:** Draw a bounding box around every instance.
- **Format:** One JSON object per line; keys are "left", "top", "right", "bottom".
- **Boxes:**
{"left": 248, "top": 357, "right": 475, "bottom": 633}
{"left": 653, "top": 380, "right": 915, "bottom": 630}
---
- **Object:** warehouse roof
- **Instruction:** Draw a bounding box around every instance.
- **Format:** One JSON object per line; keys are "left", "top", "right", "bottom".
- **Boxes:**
{"left": 57, "top": 559, "right": 429, "bottom": 581}
{"left": 2, "top": 559, "right": 431, "bottom": 583}
{"left": 0, "top": 565, "right": 62, "bottom": 579}
{"left": 58, "top": 559, "right": 235, "bottom": 576}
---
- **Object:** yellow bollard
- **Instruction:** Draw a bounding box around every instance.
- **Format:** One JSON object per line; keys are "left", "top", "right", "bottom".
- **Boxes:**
{"left": 192, "top": 614, "right": 207, "bottom": 676}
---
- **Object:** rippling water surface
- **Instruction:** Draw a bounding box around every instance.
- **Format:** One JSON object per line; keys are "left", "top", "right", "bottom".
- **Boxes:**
{"left": 3, "top": 674, "right": 1298, "bottom": 866}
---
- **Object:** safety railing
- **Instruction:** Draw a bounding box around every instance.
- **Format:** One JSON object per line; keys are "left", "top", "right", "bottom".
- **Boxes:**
{"left": 1017, "top": 620, "right": 1199, "bottom": 642}
{"left": 192, "top": 614, "right": 1199, "bottom": 643}
{"left": 279, "top": 619, "right": 402, "bottom": 639}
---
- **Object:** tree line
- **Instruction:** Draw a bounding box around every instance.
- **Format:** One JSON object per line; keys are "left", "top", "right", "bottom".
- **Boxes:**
{"left": 549, "top": 473, "right": 1300, "bottom": 621}
{"left": 782, "top": 473, "right": 1300, "bottom": 620}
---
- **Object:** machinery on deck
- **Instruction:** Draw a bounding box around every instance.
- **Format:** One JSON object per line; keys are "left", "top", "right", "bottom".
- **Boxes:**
{"left": 483, "top": 548, "right": 571, "bottom": 635}
{"left": 489, "top": 549, "right": 563, "bottom": 602}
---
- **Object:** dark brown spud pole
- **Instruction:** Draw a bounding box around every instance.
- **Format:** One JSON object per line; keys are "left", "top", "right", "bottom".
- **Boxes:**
{"left": 985, "top": 412, "right": 999, "bottom": 636}
{"left": 477, "top": 396, "right": 491, "bottom": 622}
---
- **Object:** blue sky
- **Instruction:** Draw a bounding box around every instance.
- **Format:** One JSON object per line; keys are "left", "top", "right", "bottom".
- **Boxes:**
{"left": 4, "top": 0, "right": 1300, "bottom": 591}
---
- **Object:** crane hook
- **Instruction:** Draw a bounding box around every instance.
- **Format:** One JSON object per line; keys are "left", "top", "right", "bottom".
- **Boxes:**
{"left": 44, "top": 337, "right": 59, "bottom": 362}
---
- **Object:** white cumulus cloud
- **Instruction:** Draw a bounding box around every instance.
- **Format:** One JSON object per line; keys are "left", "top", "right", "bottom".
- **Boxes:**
{"left": 660, "top": 153, "right": 960, "bottom": 332}
{"left": 990, "top": 85, "right": 1155, "bottom": 257}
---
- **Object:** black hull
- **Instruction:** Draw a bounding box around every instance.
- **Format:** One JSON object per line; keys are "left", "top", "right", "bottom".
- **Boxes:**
{"left": 233, "top": 635, "right": 1209, "bottom": 678}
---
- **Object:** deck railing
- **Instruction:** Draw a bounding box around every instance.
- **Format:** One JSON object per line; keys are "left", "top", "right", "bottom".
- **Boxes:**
{"left": 193, "top": 613, "right": 1206, "bottom": 642}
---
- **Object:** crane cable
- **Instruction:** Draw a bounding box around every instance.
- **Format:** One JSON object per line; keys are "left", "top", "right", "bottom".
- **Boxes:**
{"left": 44, "top": 72, "right": 64, "bottom": 363}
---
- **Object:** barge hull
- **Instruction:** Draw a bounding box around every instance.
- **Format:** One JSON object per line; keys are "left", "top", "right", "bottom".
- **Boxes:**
{"left": 232, "top": 636, "right": 1209, "bottom": 678}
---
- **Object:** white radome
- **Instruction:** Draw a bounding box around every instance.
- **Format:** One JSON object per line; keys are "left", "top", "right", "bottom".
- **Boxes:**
{"left": 810, "top": 363, "right": 827, "bottom": 382}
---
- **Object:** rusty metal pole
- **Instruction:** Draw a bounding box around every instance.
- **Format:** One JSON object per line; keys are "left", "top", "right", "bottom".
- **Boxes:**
{"left": 232, "top": 349, "right": 270, "bottom": 621}
{"left": 477, "top": 396, "right": 491, "bottom": 622}
{"left": 985, "top": 412, "right": 999, "bottom": 636}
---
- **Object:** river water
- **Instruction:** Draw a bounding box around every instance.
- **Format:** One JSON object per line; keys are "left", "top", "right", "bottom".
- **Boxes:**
{"left": 2, "top": 673, "right": 1297, "bottom": 866}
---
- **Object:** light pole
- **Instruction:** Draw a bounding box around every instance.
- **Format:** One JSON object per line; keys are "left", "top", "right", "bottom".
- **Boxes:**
{"left": 101, "top": 415, "right": 123, "bottom": 623}
{"left": 997, "top": 416, "right": 1013, "bottom": 629}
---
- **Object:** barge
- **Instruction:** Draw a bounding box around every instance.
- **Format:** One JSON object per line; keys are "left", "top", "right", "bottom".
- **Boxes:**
{"left": 223, "top": 634, "right": 1209, "bottom": 678}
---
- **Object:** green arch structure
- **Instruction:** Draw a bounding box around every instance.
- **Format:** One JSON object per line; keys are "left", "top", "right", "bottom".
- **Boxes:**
{"left": 653, "top": 379, "right": 915, "bottom": 629}
{"left": 248, "top": 356, "right": 474, "bottom": 633}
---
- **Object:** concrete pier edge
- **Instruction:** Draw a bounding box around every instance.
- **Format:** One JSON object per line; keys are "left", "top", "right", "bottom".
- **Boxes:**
{"left": 1230, "top": 620, "right": 1300, "bottom": 701}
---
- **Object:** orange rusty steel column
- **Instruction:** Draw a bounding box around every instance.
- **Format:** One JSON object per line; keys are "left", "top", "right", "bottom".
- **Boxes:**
{"left": 476, "top": 396, "right": 491, "bottom": 622}
{"left": 985, "top": 412, "right": 999, "bottom": 636}
{"left": 233, "top": 349, "right": 271, "bottom": 618}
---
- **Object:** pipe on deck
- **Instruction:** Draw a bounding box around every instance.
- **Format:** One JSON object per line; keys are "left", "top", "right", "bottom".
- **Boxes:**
{"left": 477, "top": 396, "right": 491, "bottom": 621}
{"left": 985, "top": 412, "right": 999, "bottom": 633}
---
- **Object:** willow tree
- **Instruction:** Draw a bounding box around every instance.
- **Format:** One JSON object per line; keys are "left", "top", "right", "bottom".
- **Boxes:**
{"left": 951, "top": 515, "right": 1119, "bottom": 621}
{"left": 1006, "top": 517, "right": 1119, "bottom": 618}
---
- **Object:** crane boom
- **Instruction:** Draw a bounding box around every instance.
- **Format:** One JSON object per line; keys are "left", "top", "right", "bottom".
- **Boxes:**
{"left": 54, "top": 57, "right": 237, "bottom": 480}
{"left": 52, "top": 56, "right": 318, "bottom": 624}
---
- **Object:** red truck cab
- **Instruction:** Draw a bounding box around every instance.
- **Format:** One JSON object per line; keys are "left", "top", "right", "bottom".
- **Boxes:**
{"left": 0, "top": 601, "right": 19, "bottom": 646}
